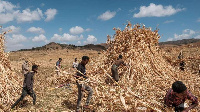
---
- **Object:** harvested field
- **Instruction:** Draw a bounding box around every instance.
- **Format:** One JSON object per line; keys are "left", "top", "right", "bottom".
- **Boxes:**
{"left": 0, "top": 23, "right": 200, "bottom": 112}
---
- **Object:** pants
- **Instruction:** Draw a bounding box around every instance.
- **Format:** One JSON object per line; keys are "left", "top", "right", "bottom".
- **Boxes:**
{"left": 76, "top": 82, "right": 93, "bottom": 110}
{"left": 11, "top": 87, "right": 36, "bottom": 109}
{"left": 111, "top": 64, "right": 119, "bottom": 82}
{"left": 174, "top": 103, "right": 184, "bottom": 112}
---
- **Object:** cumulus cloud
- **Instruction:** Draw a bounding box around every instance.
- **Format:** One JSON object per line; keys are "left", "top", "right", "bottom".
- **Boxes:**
{"left": 98, "top": 10, "right": 116, "bottom": 21}
{"left": 6, "top": 34, "right": 27, "bottom": 44}
{"left": 45, "top": 8, "right": 57, "bottom": 22}
{"left": 51, "top": 33, "right": 83, "bottom": 42}
{"left": 134, "top": 3, "right": 185, "bottom": 18}
{"left": 84, "top": 35, "right": 97, "bottom": 44}
{"left": 164, "top": 20, "right": 174, "bottom": 24}
{"left": 70, "top": 26, "right": 84, "bottom": 35}
{"left": 5, "top": 34, "right": 27, "bottom": 51}
{"left": 167, "top": 29, "right": 196, "bottom": 41}
{"left": 32, "top": 34, "right": 47, "bottom": 42}
{"left": 2, "top": 25, "right": 20, "bottom": 34}
{"left": 0, "top": 0, "right": 57, "bottom": 24}
{"left": 27, "top": 27, "right": 45, "bottom": 34}
{"left": 0, "top": 13, "right": 15, "bottom": 24}
{"left": 0, "top": 0, "right": 18, "bottom": 24}
{"left": 16, "top": 8, "right": 43, "bottom": 23}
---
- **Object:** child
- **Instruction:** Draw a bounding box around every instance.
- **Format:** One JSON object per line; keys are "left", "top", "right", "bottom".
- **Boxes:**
{"left": 164, "top": 81, "right": 198, "bottom": 112}
{"left": 11, "top": 65, "right": 38, "bottom": 109}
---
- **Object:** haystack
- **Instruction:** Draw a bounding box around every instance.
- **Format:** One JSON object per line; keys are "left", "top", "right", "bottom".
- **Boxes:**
{"left": 77, "top": 23, "right": 200, "bottom": 111}
{"left": 0, "top": 31, "right": 22, "bottom": 111}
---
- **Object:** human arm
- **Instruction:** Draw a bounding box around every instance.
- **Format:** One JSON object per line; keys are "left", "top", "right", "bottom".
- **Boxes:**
{"left": 164, "top": 88, "right": 173, "bottom": 107}
{"left": 182, "top": 90, "right": 198, "bottom": 112}
{"left": 22, "top": 64, "right": 29, "bottom": 71}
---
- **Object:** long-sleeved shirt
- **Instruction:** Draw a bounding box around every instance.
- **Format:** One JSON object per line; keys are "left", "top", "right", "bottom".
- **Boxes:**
{"left": 164, "top": 88, "right": 198, "bottom": 107}
{"left": 23, "top": 71, "right": 35, "bottom": 91}
{"left": 76, "top": 63, "right": 88, "bottom": 79}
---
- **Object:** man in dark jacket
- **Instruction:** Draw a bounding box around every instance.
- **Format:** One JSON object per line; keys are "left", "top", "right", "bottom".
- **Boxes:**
{"left": 75, "top": 56, "right": 93, "bottom": 112}
{"left": 11, "top": 65, "right": 38, "bottom": 109}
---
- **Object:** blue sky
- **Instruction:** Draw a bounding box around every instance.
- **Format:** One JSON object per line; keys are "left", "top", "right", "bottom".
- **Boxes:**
{"left": 0, "top": 0, "right": 200, "bottom": 51}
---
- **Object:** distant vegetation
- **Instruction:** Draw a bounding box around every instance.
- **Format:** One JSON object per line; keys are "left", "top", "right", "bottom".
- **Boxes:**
{"left": 17, "top": 38, "right": 200, "bottom": 52}
{"left": 18, "top": 42, "right": 107, "bottom": 51}
{"left": 159, "top": 38, "right": 200, "bottom": 46}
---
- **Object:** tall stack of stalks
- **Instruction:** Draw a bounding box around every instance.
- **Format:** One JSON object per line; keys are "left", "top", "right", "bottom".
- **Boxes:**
{"left": 72, "top": 23, "right": 200, "bottom": 111}
{"left": 0, "top": 31, "right": 22, "bottom": 111}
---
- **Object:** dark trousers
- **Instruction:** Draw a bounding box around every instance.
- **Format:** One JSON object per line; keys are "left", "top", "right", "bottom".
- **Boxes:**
{"left": 11, "top": 87, "right": 36, "bottom": 109}
{"left": 174, "top": 103, "right": 184, "bottom": 112}
{"left": 111, "top": 65, "right": 119, "bottom": 82}
{"left": 76, "top": 82, "right": 93, "bottom": 110}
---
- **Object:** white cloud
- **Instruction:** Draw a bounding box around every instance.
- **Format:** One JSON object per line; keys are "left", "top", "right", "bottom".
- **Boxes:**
{"left": 2, "top": 25, "right": 20, "bottom": 34}
{"left": 164, "top": 20, "right": 174, "bottom": 24}
{"left": 51, "top": 33, "right": 83, "bottom": 42}
{"left": 45, "top": 8, "right": 57, "bottom": 22}
{"left": 15, "top": 8, "right": 43, "bottom": 23}
{"left": 0, "top": 0, "right": 18, "bottom": 24}
{"left": 98, "top": 10, "right": 116, "bottom": 21}
{"left": 197, "top": 18, "right": 200, "bottom": 22}
{"left": 84, "top": 35, "right": 97, "bottom": 44}
{"left": 7, "top": 34, "right": 27, "bottom": 44}
{"left": 32, "top": 34, "right": 47, "bottom": 42}
{"left": 70, "top": 26, "right": 84, "bottom": 35}
{"left": 0, "top": 13, "right": 15, "bottom": 24}
{"left": 0, "top": 0, "right": 17, "bottom": 13}
{"left": 134, "top": 3, "right": 185, "bottom": 18}
{"left": 0, "top": 1, "right": 57, "bottom": 24}
{"left": 77, "top": 41, "right": 81, "bottom": 46}
{"left": 27, "top": 27, "right": 45, "bottom": 34}
{"left": 5, "top": 43, "right": 24, "bottom": 52}
{"left": 167, "top": 29, "right": 196, "bottom": 41}
{"left": 194, "top": 35, "right": 200, "bottom": 39}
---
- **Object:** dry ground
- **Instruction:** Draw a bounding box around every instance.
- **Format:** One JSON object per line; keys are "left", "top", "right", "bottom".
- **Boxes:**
{"left": 8, "top": 49, "right": 100, "bottom": 112}
{"left": 7, "top": 45, "right": 200, "bottom": 112}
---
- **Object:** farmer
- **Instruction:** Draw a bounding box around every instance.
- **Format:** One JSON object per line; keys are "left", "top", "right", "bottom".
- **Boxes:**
{"left": 55, "top": 58, "right": 62, "bottom": 75}
{"left": 178, "top": 51, "right": 185, "bottom": 71}
{"left": 73, "top": 58, "right": 79, "bottom": 68}
{"left": 75, "top": 56, "right": 93, "bottom": 112}
{"left": 164, "top": 81, "right": 198, "bottom": 112}
{"left": 111, "top": 54, "right": 126, "bottom": 82}
{"left": 179, "top": 61, "right": 185, "bottom": 71}
{"left": 22, "top": 60, "right": 29, "bottom": 75}
{"left": 11, "top": 65, "right": 38, "bottom": 109}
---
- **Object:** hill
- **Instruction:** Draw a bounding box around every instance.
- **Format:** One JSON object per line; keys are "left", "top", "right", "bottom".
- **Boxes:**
{"left": 159, "top": 38, "right": 200, "bottom": 46}
{"left": 18, "top": 42, "right": 106, "bottom": 51}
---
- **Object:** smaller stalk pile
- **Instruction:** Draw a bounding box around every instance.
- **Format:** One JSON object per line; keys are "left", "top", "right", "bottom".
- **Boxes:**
{"left": 0, "top": 31, "right": 22, "bottom": 111}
